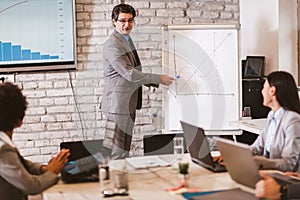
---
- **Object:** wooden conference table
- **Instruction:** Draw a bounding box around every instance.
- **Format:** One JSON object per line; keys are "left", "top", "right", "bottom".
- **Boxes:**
{"left": 42, "top": 154, "right": 254, "bottom": 200}
{"left": 230, "top": 118, "right": 266, "bottom": 135}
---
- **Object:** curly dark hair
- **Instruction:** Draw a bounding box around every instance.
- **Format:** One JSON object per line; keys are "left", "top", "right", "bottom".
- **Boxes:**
{"left": 0, "top": 82, "right": 27, "bottom": 132}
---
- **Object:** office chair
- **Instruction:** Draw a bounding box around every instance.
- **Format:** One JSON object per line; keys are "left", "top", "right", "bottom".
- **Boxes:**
{"left": 143, "top": 133, "right": 187, "bottom": 156}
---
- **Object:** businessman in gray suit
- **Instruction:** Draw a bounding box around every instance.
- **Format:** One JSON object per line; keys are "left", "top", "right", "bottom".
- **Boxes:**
{"left": 101, "top": 3, "right": 174, "bottom": 160}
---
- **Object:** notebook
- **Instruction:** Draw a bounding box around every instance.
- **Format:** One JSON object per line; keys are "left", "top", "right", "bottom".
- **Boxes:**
{"left": 180, "top": 121, "right": 226, "bottom": 172}
{"left": 215, "top": 137, "right": 300, "bottom": 188}
{"left": 60, "top": 139, "right": 104, "bottom": 183}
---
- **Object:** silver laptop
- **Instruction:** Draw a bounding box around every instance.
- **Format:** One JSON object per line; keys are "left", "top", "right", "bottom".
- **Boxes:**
{"left": 215, "top": 137, "right": 300, "bottom": 188}
{"left": 180, "top": 121, "right": 226, "bottom": 172}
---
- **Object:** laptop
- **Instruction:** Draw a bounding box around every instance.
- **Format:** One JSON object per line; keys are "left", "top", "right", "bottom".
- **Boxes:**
{"left": 180, "top": 121, "right": 226, "bottom": 172}
{"left": 215, "top": 137, "right": 300, "bottom": 188}
{"left": 60, "top": 139, "right": 104, "bottom": 183}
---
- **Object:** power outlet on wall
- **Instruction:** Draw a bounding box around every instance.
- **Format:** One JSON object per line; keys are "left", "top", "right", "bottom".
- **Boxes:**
{"left": 0, "top": 74, "right": 15, "bottom": 83}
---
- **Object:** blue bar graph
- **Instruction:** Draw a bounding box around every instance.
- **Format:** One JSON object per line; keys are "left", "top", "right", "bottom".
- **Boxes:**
{"left": 50, "top": 56, "right": 59, "bottom": 59}
{"left": 31, "top": 52, "right": 40, "bottom": 60}
{"left": 0, "top": 40, "right": 59, "bottom": 62}
{"left": 12, "top": 45, "right": 21, "bottom": 60}
{"left": 0, "top": 41, "right": 2, "bottom": 61}
{"left": 22, "top": 49, "right": 31, "bottom": 60}
{"left": 41, "top": 55, "right": 50, "bottom": 59}
{"left": 3, "top": 42, "right": 12, "bottom": 61}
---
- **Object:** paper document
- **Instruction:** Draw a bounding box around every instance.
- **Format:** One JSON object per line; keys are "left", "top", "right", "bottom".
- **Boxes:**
{"left": 126, "top": 156, "right": 170, "bottom": 169}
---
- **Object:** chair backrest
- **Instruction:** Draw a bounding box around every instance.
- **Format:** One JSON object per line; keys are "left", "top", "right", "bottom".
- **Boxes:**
{"left": 143, "top": 133, "right": 187, "bottom": 156}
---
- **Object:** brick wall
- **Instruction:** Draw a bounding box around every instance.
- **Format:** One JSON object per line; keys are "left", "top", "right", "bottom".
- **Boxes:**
{"left": 12, "top": 0, "right": 239, "bottom": 163}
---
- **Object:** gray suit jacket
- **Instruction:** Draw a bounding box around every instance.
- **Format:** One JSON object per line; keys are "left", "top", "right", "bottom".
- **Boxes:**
{"left": 250, "top": 109, "right": 300, "bottom": 173}
{"left": 101, "top": 30, "right": 160, "bottom": 114}
{"left": 0, "top": 140, "right": 59, "bottom": 200}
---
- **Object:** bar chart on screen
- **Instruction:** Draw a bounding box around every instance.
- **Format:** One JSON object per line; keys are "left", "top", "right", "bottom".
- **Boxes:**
{"left": 0, "top": 0, "right": 76, "bottom": 72}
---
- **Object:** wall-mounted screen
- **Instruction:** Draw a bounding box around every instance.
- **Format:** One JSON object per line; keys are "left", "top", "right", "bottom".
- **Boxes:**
{"left": 0, "top": 0, "right": 76, "bottom": 73}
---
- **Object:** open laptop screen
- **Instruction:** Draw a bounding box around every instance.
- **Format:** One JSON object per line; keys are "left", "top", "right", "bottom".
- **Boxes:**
{"left": 180, "top": 121, "right": 213, "bottom": 166}
{"left": 60, "top": 139, "right": 103, "bottom": 183}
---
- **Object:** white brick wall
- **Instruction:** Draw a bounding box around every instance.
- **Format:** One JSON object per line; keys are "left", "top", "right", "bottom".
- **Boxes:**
{"left": 11, "top": 0, "right": 239, "bottom": 163}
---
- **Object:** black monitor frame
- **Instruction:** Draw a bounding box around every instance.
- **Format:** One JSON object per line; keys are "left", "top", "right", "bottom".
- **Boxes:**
{"left": 243, "top": 56, "right": 265, "bottom": 80}
{"left": 0, "top": 0, "right": 77, "bottom": 73}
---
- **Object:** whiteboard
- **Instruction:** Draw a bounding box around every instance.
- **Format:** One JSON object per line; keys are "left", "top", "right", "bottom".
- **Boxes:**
{"left": 162, "top": 24, "right": 241, "bottom": 133}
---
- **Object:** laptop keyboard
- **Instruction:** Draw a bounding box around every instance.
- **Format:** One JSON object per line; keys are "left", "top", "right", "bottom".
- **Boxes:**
{"left": 267, "top": 172, "right": 300, "bottom": 185}
{"left": 214, "top": 161, "right": 226, "bottom": 171}
{"left": 64, "top": 153, "right": 103, "bottom": 175}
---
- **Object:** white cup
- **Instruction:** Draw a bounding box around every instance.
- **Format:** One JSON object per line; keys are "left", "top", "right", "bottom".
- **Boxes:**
{"left": 112, "top": 170, "right": 128, "bottom": 190}
{"left": 244, "top": 107, "right": 251, "bottom": 117}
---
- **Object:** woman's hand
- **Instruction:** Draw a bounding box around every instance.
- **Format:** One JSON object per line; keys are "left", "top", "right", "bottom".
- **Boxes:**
{"left": 46, "top": 148, "right": 70, "bottom": 174}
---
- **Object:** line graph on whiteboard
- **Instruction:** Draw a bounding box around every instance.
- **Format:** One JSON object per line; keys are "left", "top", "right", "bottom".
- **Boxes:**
{"left": 170, "top": 31, "right": 235, "bottom": 97}
{"left": 162, "top": 27, "right": 240, "bottom": 131}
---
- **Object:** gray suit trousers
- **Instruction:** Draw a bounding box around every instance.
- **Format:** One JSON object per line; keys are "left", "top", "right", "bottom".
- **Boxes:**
{"left": 103, "top": 113, "right": 136, "bottom": 160}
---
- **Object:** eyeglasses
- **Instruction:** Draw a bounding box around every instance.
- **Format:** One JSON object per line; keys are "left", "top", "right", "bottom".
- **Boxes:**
{"left": 117, "top": 18, "right": 134, "bottom": 24}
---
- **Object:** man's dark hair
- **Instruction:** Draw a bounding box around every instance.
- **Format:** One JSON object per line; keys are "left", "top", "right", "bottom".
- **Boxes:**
{"left": 111, "top": 3, "right": 136, "bottom": 21}
{"left": 267, "top": 71, "right": 300, "bottom": 114}
{"left": 0, "top": 82, "right": 27, "bottom": 132}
